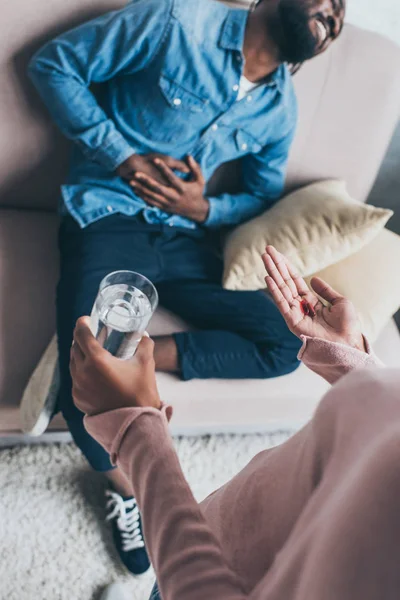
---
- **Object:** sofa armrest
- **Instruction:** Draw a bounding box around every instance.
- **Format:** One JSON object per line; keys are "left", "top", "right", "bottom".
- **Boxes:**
{"left": 0, "top": 209, "right": 58, "bottom": 412}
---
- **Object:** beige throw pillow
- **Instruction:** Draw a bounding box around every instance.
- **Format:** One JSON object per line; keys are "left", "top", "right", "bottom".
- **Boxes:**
{"left": 223, "top": 180, "right": 393, "bottom": 291}
{"left": 306, "top": 228, "right": 400, "bottom": 341}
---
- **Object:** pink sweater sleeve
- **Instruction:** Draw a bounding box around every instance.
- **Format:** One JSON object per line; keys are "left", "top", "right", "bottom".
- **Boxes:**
{"left": 84, "top": 338, "right": 385, "bottom": 599}
{"left": 298, "top": 336, "right": 383, "bottom": 384}
{"left": 85, "top": 408, "right": 249, "bottom": 600}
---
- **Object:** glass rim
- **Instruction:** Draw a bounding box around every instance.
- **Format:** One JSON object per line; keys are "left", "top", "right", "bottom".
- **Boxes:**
{"left": 98, "top": 270, "right": 158, "bottom": 316}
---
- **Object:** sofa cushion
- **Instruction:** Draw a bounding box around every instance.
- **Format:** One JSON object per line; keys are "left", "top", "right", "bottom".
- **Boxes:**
{"left": 18, "top": 227, "right": 400, "bottom": 435}
{"left": 223, "top": 180, "right": 392, "bottom": 291}
{"left": 305, "top": 228, "right": 400, "bottom": 342}
{"left": 3, "top": 208, "right": 400, "bottom": 436}
{"left": 8, "top": 317, "right": 400, "bottom": 436}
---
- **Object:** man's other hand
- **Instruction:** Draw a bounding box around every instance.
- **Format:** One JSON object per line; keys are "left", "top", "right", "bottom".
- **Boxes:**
{"left": 117, "top": 153, "right": 190, "bottom": 186}
{"left": 130, "top": 155, "right": 210, "bottom": 224}
{"left": 70, "top": 317, "right": 161, "bottom": 417}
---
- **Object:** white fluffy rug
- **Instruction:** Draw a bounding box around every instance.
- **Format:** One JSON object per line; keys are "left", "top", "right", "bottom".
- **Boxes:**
{"left": 0, "top": 432, "right": 292, "bottom": 600}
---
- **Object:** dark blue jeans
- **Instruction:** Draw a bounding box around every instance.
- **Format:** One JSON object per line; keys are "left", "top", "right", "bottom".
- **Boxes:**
{"left": 56, "top": 214, "right": 301, "bottom": 471}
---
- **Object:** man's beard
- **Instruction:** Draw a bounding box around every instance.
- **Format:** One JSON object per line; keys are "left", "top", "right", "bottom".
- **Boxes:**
{"left": 274, "top": 0, "right": 319, "bottom": 64}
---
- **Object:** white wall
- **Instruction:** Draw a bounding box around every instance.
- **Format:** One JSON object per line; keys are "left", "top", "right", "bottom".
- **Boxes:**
{"left": 344, "top": 2, "right": 400, "bottom": 234}
{"left": 346, "top": 0, "right": 400, "bottom": 45}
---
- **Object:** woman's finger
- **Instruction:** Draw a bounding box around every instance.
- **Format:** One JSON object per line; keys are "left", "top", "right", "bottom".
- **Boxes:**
{"left": 132, "top": 335, "right": 155, "bottom": 366}
{"left": 263, "top": 253, "right": 294, "bottom": 304}
{"left": 265, "top": 246, "right": 298, "bottom": 298}
{"left": 265, "top": 245, "right": 310, "bottom": 297}
{"left": 74, "top": 317, "right": 103, "bottom": 360}
{"left": 70, "top": 340, "right": 85, "bottom": 367}
{"left": 70, "top": 349, "right": 78, "bottom": 379}
{"left": 310, "top": 277, "right": 344, "bottom": 305}
{"left": 265, "top": 275, "right": 292, "bottom": 321}
{"left": 284, "top": 258, "right": 310, "bottom": 297}
{"left": 266, "top": 245, "right": 309, "bottom": 297}
{"left": 153, "top": 159, "right": 184, "bottom": 191}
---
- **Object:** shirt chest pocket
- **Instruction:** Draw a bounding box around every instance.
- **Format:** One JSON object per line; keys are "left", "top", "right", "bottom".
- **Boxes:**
{"left": 234, "top": 129, "right": 263, "bottom": 155}
{"left": 133, "top": 74, "right": 211, "bottom": 144}
{"left": 159, "top": 75, "right": 209, "bottom": 113}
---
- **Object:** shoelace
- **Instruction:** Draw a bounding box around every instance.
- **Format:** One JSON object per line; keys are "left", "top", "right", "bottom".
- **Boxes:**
{"left": 105, "top": 490, "right": 145, "bottom": 551}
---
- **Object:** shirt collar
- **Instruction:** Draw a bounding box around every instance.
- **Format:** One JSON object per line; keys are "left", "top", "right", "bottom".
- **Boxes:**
{"left": 219, "top": 8, "right": 249, "bottom": 53}
{"left": 266, "top": 64, "right": 287, "bottom": 95}
{"left": 219, "top": 9, "right": 287, "bottom": 95}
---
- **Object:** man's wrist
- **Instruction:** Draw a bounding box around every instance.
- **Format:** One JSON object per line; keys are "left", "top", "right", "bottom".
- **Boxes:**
{"left": 192, "top": 197, "right": 210, "bottom": 224}
{"left": 116, "top": 152, "right": 140, "bottom": 178}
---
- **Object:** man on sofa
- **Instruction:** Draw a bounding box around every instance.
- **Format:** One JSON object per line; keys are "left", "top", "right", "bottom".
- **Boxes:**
{"left": 26, "top": 0, "right": 345, "bottom": 575}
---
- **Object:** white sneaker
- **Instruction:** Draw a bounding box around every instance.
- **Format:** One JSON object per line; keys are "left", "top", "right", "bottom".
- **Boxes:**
{"left": 20, "top": 336, "right": 59, "bottom": 436}
{"left": 99, "top": 582, "right": 131, "bottom": 600}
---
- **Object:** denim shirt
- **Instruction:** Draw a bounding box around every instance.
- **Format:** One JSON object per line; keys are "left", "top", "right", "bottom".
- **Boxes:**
{"left": 28, "top": 0, "right": 297, "bottom": 230}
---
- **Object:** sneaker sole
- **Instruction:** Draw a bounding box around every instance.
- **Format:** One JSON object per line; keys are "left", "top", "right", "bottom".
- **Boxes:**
{"left": 20, "top": 336, "right": 59, "bottom": 436}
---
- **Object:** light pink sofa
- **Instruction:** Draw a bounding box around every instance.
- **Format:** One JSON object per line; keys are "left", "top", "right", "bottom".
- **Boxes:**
{"left": 1, "top": 0, "right": 400, "bottom": 441}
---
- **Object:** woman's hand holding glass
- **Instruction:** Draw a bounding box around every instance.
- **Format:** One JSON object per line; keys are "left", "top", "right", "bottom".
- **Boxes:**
{"left": 263, "top": 245, "right": 365, "bottom": 352}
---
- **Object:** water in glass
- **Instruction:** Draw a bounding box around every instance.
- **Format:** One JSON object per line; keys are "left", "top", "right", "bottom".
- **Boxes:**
{"left": 91, "top": 283, "right": 152, "bottom": 359}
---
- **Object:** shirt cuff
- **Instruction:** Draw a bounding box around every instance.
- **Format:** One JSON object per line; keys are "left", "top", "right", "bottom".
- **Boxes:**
{"left": 89, "top": 130, "right": 137, "bottom": 172}
{"left": 84, "top": 403, "right": 173, "bottom": 464}
{"left": 203, "top": 195, "right": 226, "bottom": 228}
{"left": 298, "top": 335, "right": 383, "bottom": 385}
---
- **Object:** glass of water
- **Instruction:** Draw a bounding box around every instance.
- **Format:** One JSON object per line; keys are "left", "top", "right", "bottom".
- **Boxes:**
{"left": 90, "top": 271, "right": 158, "bottom": 360}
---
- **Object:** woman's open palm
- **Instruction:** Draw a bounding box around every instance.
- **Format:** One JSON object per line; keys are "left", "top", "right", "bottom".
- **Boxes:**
{"left": 263, "top": 246, "right": 365, "bottom": 351}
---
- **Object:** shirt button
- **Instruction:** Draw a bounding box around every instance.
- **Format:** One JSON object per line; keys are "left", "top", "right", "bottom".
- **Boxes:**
{"left": 211, "top": 124, "right": 218, "bottom": 131}
{"left": 241, "top": 143, "right": 248, "bottom": 151}
{"left": 106, "top": 205, "right": 113, "bottom": 213}
{"left": 236, "top": 53, "right": 242, "bottom": 62}
{"left": 232, "top": 84, "right": 239, "bottom": 92}
{"left": 247, "top": 95, "right": 252, "bottom": 102}
{"left": 173, "top": 98, "right": 182, "bottom": 106}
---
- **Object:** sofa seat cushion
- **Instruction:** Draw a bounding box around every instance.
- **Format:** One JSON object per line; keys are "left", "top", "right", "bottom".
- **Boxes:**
{"left": 2, "top": 209, "right": 400, "bottom": 437}
{"left": 3, "top": 316, "right": 400, "bottom": 435}
{"left": 305, "top": 228, "right": 400, "bottom": 342}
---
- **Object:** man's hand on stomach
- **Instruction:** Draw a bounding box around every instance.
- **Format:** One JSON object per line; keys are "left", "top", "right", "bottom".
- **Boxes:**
{"left": 117, "top": 153, "right": 190, "bottom": 186}
{"left": 129, "top": 155, "right": 210, "bottom": 224}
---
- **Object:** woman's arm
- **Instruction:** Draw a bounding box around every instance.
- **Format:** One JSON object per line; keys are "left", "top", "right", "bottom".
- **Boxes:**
{"left": 73, "top": 327, "right": 385, "bottom": 600}
{"left": 71, "top": 321, "right": 251, "bottom": 600}
{"left": 298, "top": 335, "right": 383, "bottom": 384}
{"left": 262, "top": 246, "right": 384, "bottom": 384}
{"left": 88, "top": 408, "right": 250, "bottom": 600}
